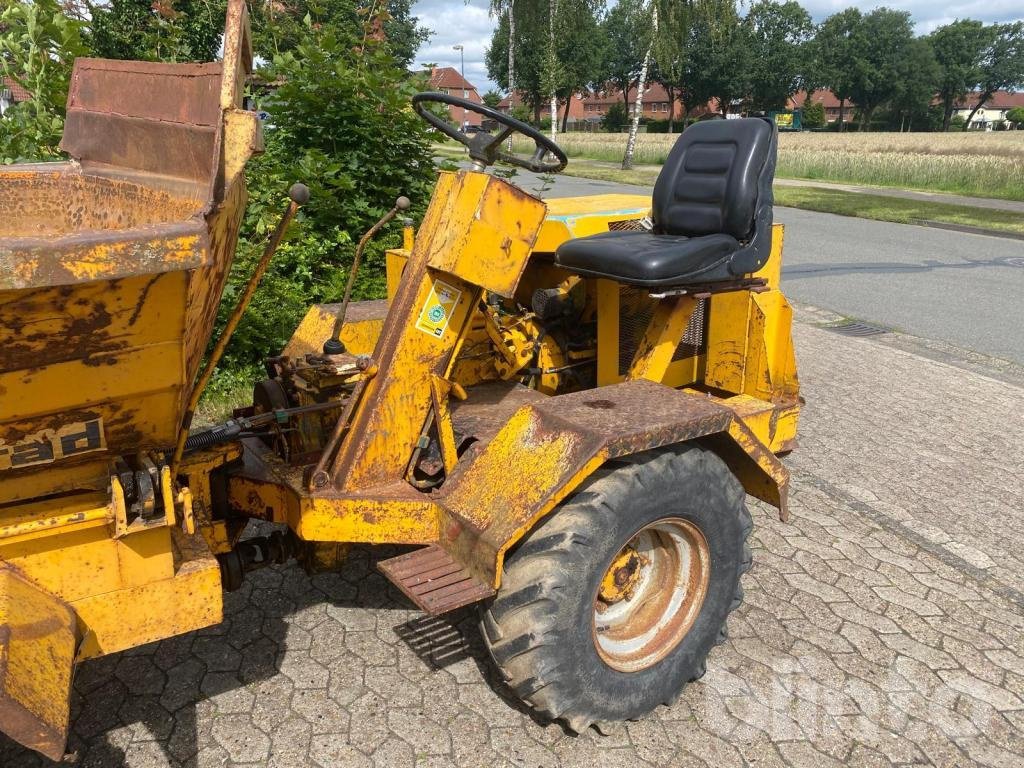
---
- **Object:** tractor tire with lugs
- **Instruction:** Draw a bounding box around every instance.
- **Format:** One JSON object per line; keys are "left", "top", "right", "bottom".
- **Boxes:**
{"left": 480, "top": 443, "right": 752, "bottom": 732}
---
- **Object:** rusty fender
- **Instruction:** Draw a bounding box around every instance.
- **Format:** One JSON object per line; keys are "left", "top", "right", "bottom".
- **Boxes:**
{"left": 437, "top": 378, "right": 790, "bottom": 589}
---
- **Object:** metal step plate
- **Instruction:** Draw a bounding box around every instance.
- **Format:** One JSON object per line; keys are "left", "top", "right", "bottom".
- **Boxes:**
{"left": 377, "top": 545, "right": 495, "bottom": 615}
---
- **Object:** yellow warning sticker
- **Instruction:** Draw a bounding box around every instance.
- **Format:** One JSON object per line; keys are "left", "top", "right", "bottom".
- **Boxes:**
{"left": 416, "top": 279, "right": 463, "bottom": 338}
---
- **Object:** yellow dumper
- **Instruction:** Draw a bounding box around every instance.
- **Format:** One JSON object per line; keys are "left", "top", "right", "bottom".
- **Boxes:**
{"left": 0, "top": 2, "right": 800, "bottom": 758}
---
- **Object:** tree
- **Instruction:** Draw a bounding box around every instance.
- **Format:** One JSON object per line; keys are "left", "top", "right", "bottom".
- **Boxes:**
{"left": 250, "top": 0, "right": 430, "bottom": 67}
{"left": 482, "top": 89, "right": 503, "bottom": 108}
{"left": 650, "top": 10, "right": 683, "bottom": 131}
{"left": 545, "top": 0, "right": 605, "bottom": 133}
{"left": 489, "top": 0, "right": 516, "bottom": 123}
{"left": 622, "top": 0, "right": 737, "bottom": 169}
{"left": 1008, "top": 106, "right": 1024, "bottom": 127}
{"left": 889, "top": 37, "right": 940, "bottom": 131}
{"left": 0, "top": 0, "right": 87, "bottom": 163}
{"left": 689, "top": 8, "right": 751, "bottom": 118}
{"left": 602, "top": 100, "right": 629, "bottom": 131}
{"left": 928, "top": 19, "right": 990, "bottom": 131}
{"left": 847, "top": 9, "right": 916, "bottom": 130}
{"left": 801, "top": 99, "right": 825, "bottom": 129}
{"left": 487, "top": 2, "right": 549, "bottom": 122}
{"left": 963, "top": 22, "right": 1024, "bottom": 130}
{"left": 744, "top": 0, "right": 814, "bottom": 113}
{"left": 487, "top": 2, "right": 544, "bottom": 121}
{"left": 90, "top": 0, "right": 226, "bottom": 62}
{"left": 621, "top": 1, "right": 656, "bottom": 170}
{"left": 599, "top": 0, "right": 649, "bottom": 111}
{"left": 814, "top": 8, "right": 864, "bottom": 131}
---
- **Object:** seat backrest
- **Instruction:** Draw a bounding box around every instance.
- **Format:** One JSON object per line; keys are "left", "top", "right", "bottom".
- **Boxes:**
{"left": 652, "top": 117, "right": 776, "bottom": 241}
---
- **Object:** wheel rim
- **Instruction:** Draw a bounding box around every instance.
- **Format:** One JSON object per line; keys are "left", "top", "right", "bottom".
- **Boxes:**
{"left": 592, "top": 518, "right": 711, "bottom": 672}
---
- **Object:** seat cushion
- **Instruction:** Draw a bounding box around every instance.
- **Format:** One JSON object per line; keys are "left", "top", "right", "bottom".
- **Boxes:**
{"left": 653, "top": 118, "right": 773, "bottom": 240}
{"left": 555, "top": 230, "right": 740, "bottom": 287}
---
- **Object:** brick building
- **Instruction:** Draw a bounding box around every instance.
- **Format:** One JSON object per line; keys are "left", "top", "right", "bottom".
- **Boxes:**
{"left": 427, "top": 67, "right": 483, "bottom": 128}
{"left": 0, "top": 76, "right": 31, "bottom": 116}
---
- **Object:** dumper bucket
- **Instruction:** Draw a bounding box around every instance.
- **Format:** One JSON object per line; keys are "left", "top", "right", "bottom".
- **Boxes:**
{"left": 0, "top": 0, "right": 261, "bottom": 505}
{"left": 0, "top": 0, "right": 260, "bottom": 757}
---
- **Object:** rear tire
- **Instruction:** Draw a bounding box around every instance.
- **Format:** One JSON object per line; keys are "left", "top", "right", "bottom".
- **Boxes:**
{"left": 480, "top": 443, "right": 752, "bottom": 732}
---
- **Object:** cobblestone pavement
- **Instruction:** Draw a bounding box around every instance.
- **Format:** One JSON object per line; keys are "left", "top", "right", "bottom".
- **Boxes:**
{"left": 3, "top": 313, "right": 1023, "bottom": 768}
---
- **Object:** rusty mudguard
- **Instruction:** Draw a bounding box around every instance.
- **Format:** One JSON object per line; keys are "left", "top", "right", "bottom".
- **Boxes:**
{"left": 435, "top": 378, "right": 789, "bottom": 590}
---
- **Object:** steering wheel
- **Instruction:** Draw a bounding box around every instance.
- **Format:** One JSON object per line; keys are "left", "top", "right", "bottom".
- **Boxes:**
{"left": 412, "top": 92, "right": 568, "bottom": 174}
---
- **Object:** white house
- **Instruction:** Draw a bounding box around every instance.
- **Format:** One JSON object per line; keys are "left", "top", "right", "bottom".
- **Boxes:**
{"left": 952, "top": 90, "right": 1024, "bottom": 130}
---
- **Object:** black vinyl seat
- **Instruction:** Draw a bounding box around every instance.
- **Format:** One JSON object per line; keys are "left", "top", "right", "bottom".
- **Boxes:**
{"left": 555, "top": 117, "right": 778, "bottom": 287}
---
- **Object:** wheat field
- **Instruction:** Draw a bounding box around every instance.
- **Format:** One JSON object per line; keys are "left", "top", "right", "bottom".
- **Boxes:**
{"left": 512, "top": 132, "right": 1024, "bottom": 200}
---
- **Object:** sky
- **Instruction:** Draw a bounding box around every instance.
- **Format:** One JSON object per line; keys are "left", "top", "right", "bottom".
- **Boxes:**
{"left": 410, "top": 0, "right": 1024, "bottom": 94}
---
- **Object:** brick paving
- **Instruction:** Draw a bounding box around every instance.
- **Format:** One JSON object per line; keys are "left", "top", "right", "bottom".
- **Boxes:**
{"left": 3, "top": 312, "right": 1023, "bottom": 767}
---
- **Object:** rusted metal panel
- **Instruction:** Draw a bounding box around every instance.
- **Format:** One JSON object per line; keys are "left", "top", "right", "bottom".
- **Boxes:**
{"left": 0, "top": 0, "right": 258, "bottom": 503}
{"left": 422, "top": 172, "right": 547, "bottom": 299}
{"left": 61, "top": 59, "right": 222, "bottom": 185}
{"left": 377, "top": 544, "right": 494, "bottom": 615}
{"left": 0, "top": 564, "right": 78, "bottom": 761}
{"left": 283, "top": 299, "right": 390, "bottom": 359}
{"left": 0, "top": 165, "right": 203, "bottom": 238}
{"left": 0, "top": 223, "right": 208, "bottom": 290}
{"left": 449, "top": 381, "right": 547, "bottom": 444}
{"left": 439, "top": 380, "right": 736, "bottom": 588}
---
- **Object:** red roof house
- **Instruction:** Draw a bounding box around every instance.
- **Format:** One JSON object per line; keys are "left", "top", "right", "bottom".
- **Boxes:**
{"left": 1, "top": 76, "right": 31, "bottom": 115}
{"left": 428, "top": 67, "right": 483, "bottom": 127}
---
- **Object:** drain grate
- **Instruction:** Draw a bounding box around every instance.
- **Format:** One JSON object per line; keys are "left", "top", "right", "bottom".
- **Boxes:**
{"left": 825, "top": 320, "right": 889, "bottom": 338}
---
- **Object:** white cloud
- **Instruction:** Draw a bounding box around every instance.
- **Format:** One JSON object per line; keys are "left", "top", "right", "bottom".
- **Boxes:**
{"left": 412, "top": 0, "right": 501, "bottom": 93}
{"left": 410, "top": 0, "right": 1023, "bottom": 94}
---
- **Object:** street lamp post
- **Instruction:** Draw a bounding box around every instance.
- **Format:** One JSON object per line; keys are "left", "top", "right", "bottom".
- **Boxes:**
{"left": 452, "top": 44, "right": 466, "bottom": 130}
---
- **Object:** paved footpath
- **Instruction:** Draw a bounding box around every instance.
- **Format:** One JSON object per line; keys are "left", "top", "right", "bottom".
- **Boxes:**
{"left": 3, "top": 311, "right": 1023, "bottom": 768}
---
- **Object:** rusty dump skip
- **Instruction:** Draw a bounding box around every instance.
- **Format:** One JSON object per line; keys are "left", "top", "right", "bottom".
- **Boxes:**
{"left": 0, "top": 0, "right": 261, "bottom": 504}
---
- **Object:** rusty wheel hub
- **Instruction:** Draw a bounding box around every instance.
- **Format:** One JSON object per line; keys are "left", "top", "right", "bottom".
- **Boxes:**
{"left": 593, "top": 518, "right": 711, "bottom": 672}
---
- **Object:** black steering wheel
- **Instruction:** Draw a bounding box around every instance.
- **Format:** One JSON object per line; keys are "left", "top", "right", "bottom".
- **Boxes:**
{"left": 412, "top": 92, "right": 568, "bottom": 174}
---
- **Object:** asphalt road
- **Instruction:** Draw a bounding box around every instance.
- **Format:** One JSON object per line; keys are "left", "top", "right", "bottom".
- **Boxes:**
{"left": 508, "top": 169, "right": 1024, "bottom": 365}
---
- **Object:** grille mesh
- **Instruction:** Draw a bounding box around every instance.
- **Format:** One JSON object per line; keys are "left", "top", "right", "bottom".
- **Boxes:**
{"left": 617, "top": 288, "right": 707, "bottom": 376}
{"left": 607, "top": 218, "right": 648, "bottom": 232}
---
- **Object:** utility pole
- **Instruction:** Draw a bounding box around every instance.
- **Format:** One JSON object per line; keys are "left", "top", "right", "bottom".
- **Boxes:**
{"left": 452, "top": 44, "right": 466, "bottom": 130}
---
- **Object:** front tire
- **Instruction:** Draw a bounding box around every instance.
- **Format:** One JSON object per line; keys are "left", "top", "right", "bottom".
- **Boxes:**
{"left": 480, "top": 443, "right": 752, "bottom": 732}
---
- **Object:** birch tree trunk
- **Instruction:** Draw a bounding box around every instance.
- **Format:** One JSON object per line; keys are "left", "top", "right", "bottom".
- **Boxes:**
{"left": 549, "top": 0, "right": 558, "bottom": 139}
{"left": 507, "top": 1, "right": 515, "bottom": 151}
{"left": 622, "top": 4, "right": 657, "bottom": 170}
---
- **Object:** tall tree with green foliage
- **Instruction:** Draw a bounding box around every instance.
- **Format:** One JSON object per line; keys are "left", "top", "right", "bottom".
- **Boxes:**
{"left": 744, "top": 0, "right": 813, "bottom": 113}
{"left": 0, "top": 0, "right": 87, "bottom": 162}
{"left": 962, "top": 22, "right": 1024, "bottom": 130}
{"left": 599, "top": 0, "right": 649, "bottom": 111}
{"left": 846, "top": 8, "right": 915, "bottom": 130}
{"left": 90, "top": 0, "right": 226, "bottom": 61}
{"left": 251, "top": 0, "right": 430, "bottom": 67}
{"left": 813, "top": 8, "right": 865, "bottom": 131}
{"left": 889, "top": 37, "right": 940, "bottom": 131}
{"left": 551, "top": 0, "right": 606, "bottom": 131}
{"left": 622, "top": 0, "right": 736, "bottom": 168}
{"left": 928, "top": 19, "right": 990, "bottom": 131}
{"left": 688, "top": 6, "right": 751, "bottom": 118}
{"left": 487, "top": 1, "right": 549, "bottom": 122}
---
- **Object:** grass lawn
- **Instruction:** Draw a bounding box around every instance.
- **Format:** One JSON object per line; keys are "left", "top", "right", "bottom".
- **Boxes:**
{"left": 553, "top": 159, "right": 1023, "bottom": 236}
{"left": 507, "top": 132, "right": 1024, "bottom": 202}
{"left": 773, "top": 186, "right": 1024, "bottom": 236}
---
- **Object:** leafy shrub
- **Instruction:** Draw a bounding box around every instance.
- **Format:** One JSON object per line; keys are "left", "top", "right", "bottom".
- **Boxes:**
{"left": 802, "top": 100, "right": 827, "bottom": 130}
{"left": 215, "top": 16, "right": 438, "bottom": 372}
{"left": 602, "top": 101, "right": 630, "bottom": 132}
{"left": 0, "top": 0, "right": 86, "bottom": 162}
{"left": 1007, "top": 107, "right": 1024, "bottom": 127}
